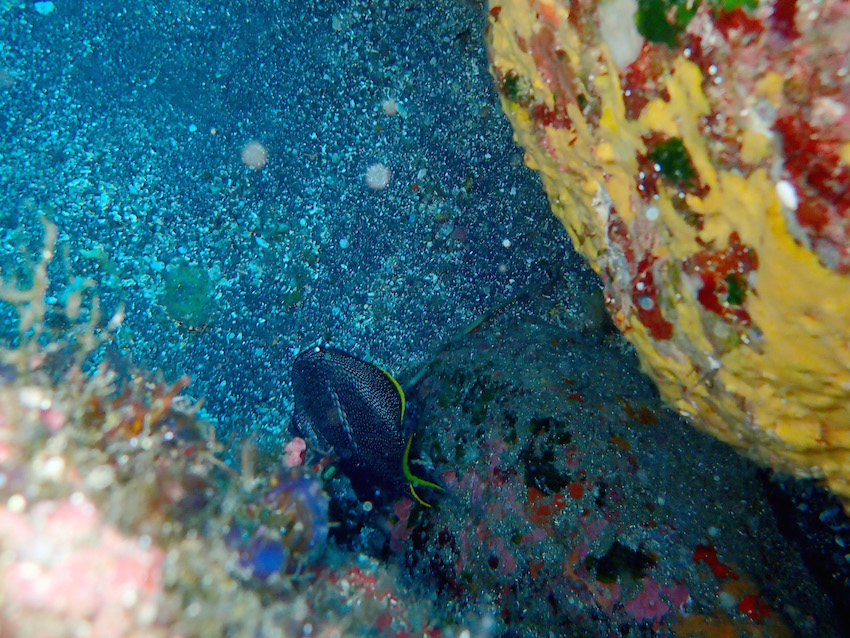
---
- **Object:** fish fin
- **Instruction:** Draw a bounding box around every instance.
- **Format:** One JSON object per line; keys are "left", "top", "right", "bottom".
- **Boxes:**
{"left": 380, "top": 367, "right": 406, "bottom": 423}
{"left": 327, "top": 383, "right": 357, "bottom": 452}
{"left": 403, "top": 432, "right": 444, "bottom": 507}
{"left": 409, "top": 483, "right": 431, "bottom": 508}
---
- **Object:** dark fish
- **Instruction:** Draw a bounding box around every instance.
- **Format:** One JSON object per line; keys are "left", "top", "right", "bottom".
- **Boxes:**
{"left": 291, "top": 346, "right": 441, "bottom": 506}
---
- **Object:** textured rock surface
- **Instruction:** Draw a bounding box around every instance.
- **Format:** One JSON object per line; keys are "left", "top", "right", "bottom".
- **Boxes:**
{"left": 486, "top": 0, "right": 850, "bottom": 505}
{"left": 400, "top": 301, "right": 841, "bottom": 636}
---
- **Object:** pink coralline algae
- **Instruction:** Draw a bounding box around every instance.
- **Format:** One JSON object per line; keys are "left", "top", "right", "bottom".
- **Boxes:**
{"left": 623, "top": 578, "right": 690, "bottom": 621}
{"left": 283, "top": 436, "right": 307, "bottom": 467}
{"left": 0, "top": 496, "right": 165, "bottom": 637}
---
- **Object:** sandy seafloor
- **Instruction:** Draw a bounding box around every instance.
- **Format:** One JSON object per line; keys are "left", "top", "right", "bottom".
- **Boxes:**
{"left": 0, "top": 0, "right": 596, "bottom": 455}
{"left": 1, "top": 1, "right": 849, "bottom": 636}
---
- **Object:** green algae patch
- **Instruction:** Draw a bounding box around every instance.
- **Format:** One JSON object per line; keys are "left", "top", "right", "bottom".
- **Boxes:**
{"left": 647, "top": 137, "right": 698, "bottom": 189}
{"left": 161, "top": 261, "right": 216, "bottom": 328}
{"left": 636, "top": 0, "right": 700, "bottom": 48}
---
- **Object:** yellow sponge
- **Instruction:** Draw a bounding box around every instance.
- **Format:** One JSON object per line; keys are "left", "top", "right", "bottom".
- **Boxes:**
{"left": 487, "top": 0, "right": 850, "bottom": 505}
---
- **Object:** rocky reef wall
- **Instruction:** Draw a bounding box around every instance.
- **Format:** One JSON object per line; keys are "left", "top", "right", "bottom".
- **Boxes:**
{"left": 486, "top": 0, "right": 850, "bottom": 506}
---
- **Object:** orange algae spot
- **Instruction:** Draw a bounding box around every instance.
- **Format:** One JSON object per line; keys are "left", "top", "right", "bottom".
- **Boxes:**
{"left": 632, "top": 256, "right": 674, "bottom": 340}
{"left": 720, "top": 575, "right": 791, "bottom": 633}
{"left": 531, "top": 503, "right": 552, "bottom": 525}
{"left": 693, "top": 543, "right": 738, "bottom": 580}
{"left": 683, "top": 232, "right": 758, "bottom": 325}
{"left": 673, "top": 614, "right": 748, "bottom": 638}
{"left": 738, "top": 593, "right": 771, "bottom": 621}
{"left": 526, "top": 487, "right": 566, "bottom": 525}
{"left": 529, "top": 559, "right": 545, "bottom": 578}
{"left": 527, "top": 486, "right": 545, "bottom": 504}
{"left": 714, "top": 8, "right": 764, "bottom": 40}
{"left": 772, "top": 0, "right": 800, "bottom": 39}
{"left": 618, "top": 397, "right": 659, "bottom": 425}
{"left": 375, "top": 611, "right": 393, "bottom": 631}
{"left": 105, "top": 375, "right": 193, "bottom": 437}
{"left": 538, "top": 2, "right": 560, "bottom": 27}
{"left": 609, "top": 435, "right": 632, "bottom": 451}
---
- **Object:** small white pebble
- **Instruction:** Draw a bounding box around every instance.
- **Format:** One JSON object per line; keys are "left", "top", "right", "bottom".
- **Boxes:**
{"left": 121, "top": 586, "right": 139, "bottom": 608}
{"left": 18, "top": 386, "right": 50, "bottom": 410}
{"left": 638, "top": 295, "right": 655, "bottom": 311}
{"left": 645, "top": 205, "right": 660, "bottom": 220}
{"left": 501, "top": 238, "right": 512, "bottom": 248}
{"left": 365, "top": 163, "right": 391, "bottom": 190}
{"left": 136, "top": 600, "right": 158, "bottom": 625}
{"left": 381, "top": 98, "right": 399, "bottom": 116}
{"left": 776, "top": 179, "right": 798, "bottom": 211}
{"left": 40, "top": 456, "right": 65, "bottom": 481}
{"left": 34, "top": 1, "right": 55, "bottom": 16}
{"left": 241, "top": 140, "right": 268, "bottom": 170}
{"left": 188, "top": 124, "right": 197, "bottom": 133}
{"left": 339, "top": 237, "right": 350, "bottom": 249}
{"left": 7, "top": 494, "right": 26, "bottom": 512}
{"left": 85, "top": 465, "right": 116, "bottom": 491}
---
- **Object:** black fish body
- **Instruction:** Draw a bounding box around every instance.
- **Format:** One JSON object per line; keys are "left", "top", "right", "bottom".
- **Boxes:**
{"left": 292, "top": 346, "right": 410, "bottom": 498}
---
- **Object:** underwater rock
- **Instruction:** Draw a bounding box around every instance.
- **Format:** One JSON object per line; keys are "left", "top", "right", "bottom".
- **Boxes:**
{"left": 486, "top": 0, "right": 850, "bottom": 508}
{"left": 397, "top": 311, "right": 843, "bottom": 636}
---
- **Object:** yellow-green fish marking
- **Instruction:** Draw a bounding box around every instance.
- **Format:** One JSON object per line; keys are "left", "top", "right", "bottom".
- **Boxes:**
{"left": 292, "top": 346, "right": 443, "bottom": 506}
